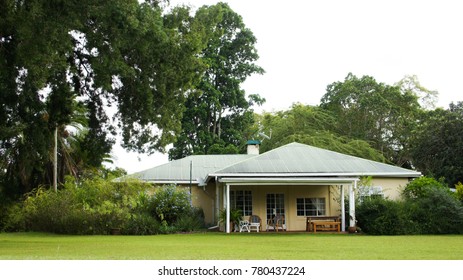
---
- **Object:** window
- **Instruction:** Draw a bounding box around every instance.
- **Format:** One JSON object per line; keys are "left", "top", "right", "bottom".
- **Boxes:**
{"left": 296, "top": 198, "right": 325, "bottom": 216}
{"left": 358, "top": 186, "right": 384, "bottom": 203}
{"left": 230, "top": 190, "right": 252, "bottom": 216}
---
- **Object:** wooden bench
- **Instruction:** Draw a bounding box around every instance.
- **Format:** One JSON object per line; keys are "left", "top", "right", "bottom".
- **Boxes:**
{"left": 312, "top": 221, "right": 340, "bottom": 233}
{"left": 306, "top": 216, "right": 340, "bottom": 232}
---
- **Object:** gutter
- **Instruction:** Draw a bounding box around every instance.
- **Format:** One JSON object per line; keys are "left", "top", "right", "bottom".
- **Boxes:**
{"left": 210, "top": 171, "right": 421, "bottom": 178}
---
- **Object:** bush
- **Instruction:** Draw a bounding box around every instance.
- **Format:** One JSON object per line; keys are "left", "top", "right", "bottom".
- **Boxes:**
{"left": 356, "top": 197, "right": 408, "bottom": 235}
{"left": 174, "top": 207, "right": 205, "bottom": 232}
{"left": 403, "top": 176, "right": 449, "bottom": 199}
{"left": 357, "top": 182, "right": 463, "bottom": 235}
{"left": 149, "top": 184, "right": 191, "bottom": 225}
{"left": 1, "top": 177, "right": 207, "bottom": 235}
{"left": 404, "top": 187, "right": 463, "bottom": 234}
{"left": 2, "top": 177, "right": 152, "bottom": 234}
{"left": 20, "top": 187, "right": 97, "bottom": 234}
{"left": 123, "top": 213, "right": 160, "bottom": 235}
{"left": 2, "top": 202, "right": 27, "bottom": 232}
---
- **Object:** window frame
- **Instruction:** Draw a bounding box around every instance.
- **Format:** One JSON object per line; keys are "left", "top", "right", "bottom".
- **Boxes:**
{"left": 296, "top": 197, "right": 326, "bottom": 216}
{"left": 230, "top": 190, "right": 252, "bottom": 216}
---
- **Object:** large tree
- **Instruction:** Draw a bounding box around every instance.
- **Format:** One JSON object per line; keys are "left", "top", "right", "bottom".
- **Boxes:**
{"left": 410, "top": 102, "right": 463, "bottom": 187}
{"left": 168, "top": 2, "right": 264, "bottom": 160}
{"left": 320, "top": 73, "right": 421, "bottom": 167}
{"left": 0, "top": 0, "right": 204, "bottom": 196}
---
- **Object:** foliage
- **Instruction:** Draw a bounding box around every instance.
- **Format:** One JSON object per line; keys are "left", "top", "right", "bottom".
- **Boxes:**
{"left": 1, "top": 202, "right": 27, "bottom": 232}
{"left": 174, "top": 207, "right": 206, "bottom": 232}
{"left": 395, "top": 75, "right": 439, "bottom": 110}
{"left": 123, "top": 213, "right": 160, "bottom": 235}
{"left": 1, "top": 177, "right": 206, "bottom": 234}
{"left": 357, "top": 178, "right": 463, "bottom": 235}
{"left": 409, "top": 102, "right": 463, "bottom": 187}
{"left": 219, "top": 208, "right": 243, "bottom": 231}
{"left": 320, "top": 73, "right": 421, "bottom": 167}
{"left": 405, "top": 187, "right": 463, "bottom": 234}
{"left": 0, "top": 0, "right": 205, "bottom": 197}
{"left": 149, "top": 184, "right": 192, "bottom": 225}
{"left": 356, "top": 197, "right": 409, "bottom": 235}
{"left": 402, "top": 176, "right": 449, "bottom": 199}
{"left": 169, "top": 2, "right": 264, "bottom": 159}
{"left": 456, "top": 182, "right": 463, "bottom": 202}
{"left": 257, "top": 104, "right": 386, "bottom": 162}
{"left": 20, "top": 187, "right": 96, "bottom": 234}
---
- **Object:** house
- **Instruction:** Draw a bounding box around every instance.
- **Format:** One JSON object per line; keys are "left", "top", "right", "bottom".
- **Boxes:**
{"left": 128, "top": 142, "right": 421, "bottom": 233}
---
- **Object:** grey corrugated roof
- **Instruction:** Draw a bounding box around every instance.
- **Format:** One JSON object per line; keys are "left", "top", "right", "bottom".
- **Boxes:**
{"left": 126, "top": 154, "right": 256, "bottom": 183}
{"left": 212, "top": 142, "right": 421, "bottom": 177}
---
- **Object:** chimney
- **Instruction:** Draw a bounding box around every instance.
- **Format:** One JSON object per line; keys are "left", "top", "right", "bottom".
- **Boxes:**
{"left": 246, "top": 140, "right": 261, "bottom": 155}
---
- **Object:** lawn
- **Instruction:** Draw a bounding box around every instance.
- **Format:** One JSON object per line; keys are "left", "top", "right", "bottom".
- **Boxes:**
{"left": 1, "top": 232, "right": 462, "bottom": 260}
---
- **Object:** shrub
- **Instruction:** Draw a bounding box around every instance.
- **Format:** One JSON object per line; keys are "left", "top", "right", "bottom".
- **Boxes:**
{"left": 20, "top": 187, "right": 97, "bottom": 234}
{"left": 149, "top": 184, "right": 191, "bottom": 225}
{"left": 123, "top": 213, "right": 160, "bottom": 235}
{"left": 2, "top": 202, "right": 27, "bottom": 232}
{"left": 357, "top": 183, "right": 463, "bottom": 235}
{"left": 404, "top": 187, "right": 463, "bottom": 234}
{"left": 2, "top": 177, "right": 153, "bottom": 235}
{"left": 2, "top": 178, "right": 208, "bottom": 235}
{"left": 356, "top": 197, "right": 408, "bottom": 235}
{"left": 403, "top": 176, "right": 449, "bottom": 199}
{"left": 174, "top": 207, "right": 205, "bottom": 232}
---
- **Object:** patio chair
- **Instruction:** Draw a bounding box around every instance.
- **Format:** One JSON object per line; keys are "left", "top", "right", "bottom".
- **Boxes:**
{"left": 266, "top": 214, "right": 286, "bottom": 232}
{"left": 239, "top": 220, "right": 250, "bottom": 232}
{"left": 249, "top": 215, "right": 261, "bottom": 232}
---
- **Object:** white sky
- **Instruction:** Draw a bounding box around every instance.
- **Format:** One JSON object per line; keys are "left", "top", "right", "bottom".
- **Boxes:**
{"left": 110, "top": 0, "right": 463, "bottom": 174}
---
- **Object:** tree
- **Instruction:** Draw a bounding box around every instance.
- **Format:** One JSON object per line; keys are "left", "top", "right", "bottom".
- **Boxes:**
{"left": 0, "top": 1, "right": 204, "bottom": 196}
{"left": 256, "top": 103, "right": 386, "bottom": 162}
{"left": 410, "top": 102, "right": 463, "bottom": 187}
{"left": 396, "top": 75, "right": 439, "bottom": 110}
{"left": 320, "top": 73, "right": 421, "bottom": 167}
{"left": 168, "top": 3, "right": 264, "bottom": 160}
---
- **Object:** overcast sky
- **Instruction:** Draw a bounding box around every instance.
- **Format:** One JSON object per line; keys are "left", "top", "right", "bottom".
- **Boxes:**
{"left": 111, "top": 0, "right": 463, "bottom": 174}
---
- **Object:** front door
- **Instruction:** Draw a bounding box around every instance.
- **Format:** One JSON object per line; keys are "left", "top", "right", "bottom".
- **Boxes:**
{"left": 266, "top": 193, "right": 285, "bottom": 229}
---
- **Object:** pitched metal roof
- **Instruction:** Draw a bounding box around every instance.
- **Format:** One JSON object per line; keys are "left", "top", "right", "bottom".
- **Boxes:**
{"left": 211, "top": 142, "right": 421, "bottom": 178}
{"left": 125, "top": 154, "right": 256, "bottom": 184}
{"left": 122, "top": 142, "right": 420, "bottom": 184}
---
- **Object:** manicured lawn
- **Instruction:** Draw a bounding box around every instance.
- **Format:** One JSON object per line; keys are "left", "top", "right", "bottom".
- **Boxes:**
{"left": 1, "top": 232, "right": 462, "bottom": 260}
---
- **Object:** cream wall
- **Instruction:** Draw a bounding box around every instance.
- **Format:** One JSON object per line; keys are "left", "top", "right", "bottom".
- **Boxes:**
{"left": 369, "top": 177, "right": 411, "bottom": 200}
{"left": 185, "top": 177, "right": 413, "bottom": 230}
{"left": 190, "top": 183, "right": 216, "bottom": 225}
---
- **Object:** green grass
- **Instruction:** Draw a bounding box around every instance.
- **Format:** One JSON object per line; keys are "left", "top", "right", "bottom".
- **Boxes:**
{"left": 1, "top": 232, "right": 462, "bottom": 260}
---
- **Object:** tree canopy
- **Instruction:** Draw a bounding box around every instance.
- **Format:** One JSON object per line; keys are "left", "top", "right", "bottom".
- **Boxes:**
{"left": 0, "top": 0, "right": 205, "bottom": 196}
{"left": 168, "top": 2, "right": 264, "bottom": 160}
{"left": 320, "top": 73, "right": 421, "bottom": 167}
{"left": 410, "top": 102, "right": 463, "bottom": 187}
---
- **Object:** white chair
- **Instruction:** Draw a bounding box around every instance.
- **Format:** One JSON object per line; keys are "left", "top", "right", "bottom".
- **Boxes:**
{"left": 249, "top": 215, "right": 261, "bottom": 232}
{"left": 239, "top": 220, "right": 250, "bottom": 232}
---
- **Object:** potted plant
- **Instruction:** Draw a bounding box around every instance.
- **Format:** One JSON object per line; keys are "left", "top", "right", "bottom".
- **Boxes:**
{"left": 219, "top": 208, "right": 243, "bottom": 232}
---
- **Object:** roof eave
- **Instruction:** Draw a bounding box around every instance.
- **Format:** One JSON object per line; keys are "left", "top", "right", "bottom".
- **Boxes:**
{"left": 210, "top": 172, "right": 421, "bottom": 178}
{"left": 219, "top": 176, "right": 360, "bottom": 185}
